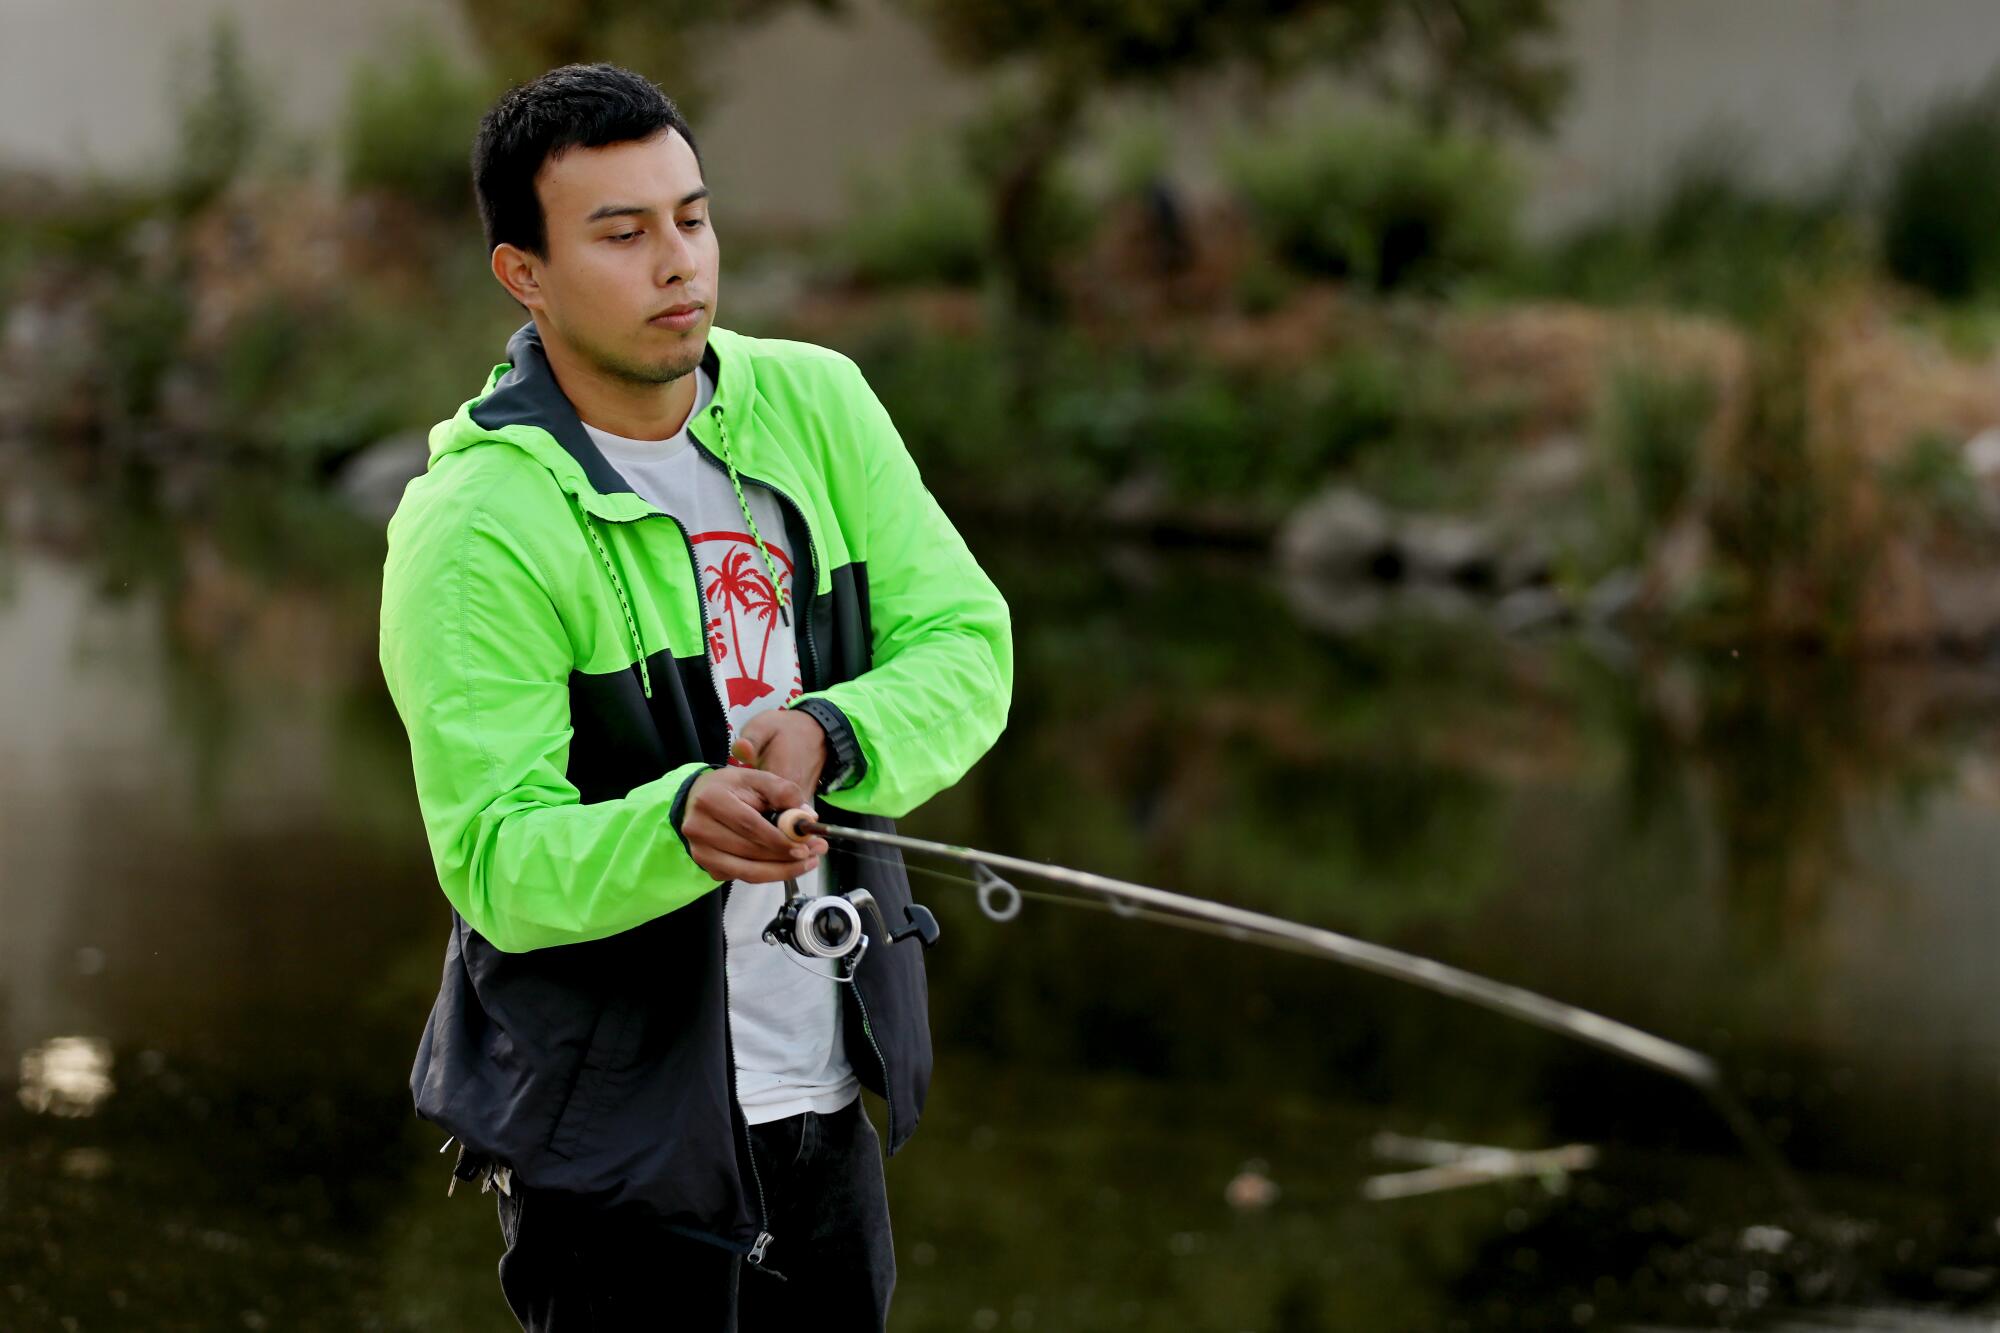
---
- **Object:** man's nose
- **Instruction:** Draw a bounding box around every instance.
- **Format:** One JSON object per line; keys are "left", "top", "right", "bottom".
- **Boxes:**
{"left": 655, "top": 232, "right": 696, "bottom": 286}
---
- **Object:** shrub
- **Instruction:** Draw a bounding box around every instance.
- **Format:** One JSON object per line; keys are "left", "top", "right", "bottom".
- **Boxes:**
{"left": 342, "top": 38, "right": 491, "bottom": 215}
{"left": 834, "top": 307, "right": 1489, "bottom": 517}
{"left": 206, "top": 249, "right": 521, "bottom": 470}
{"left": 1883, "top": 81, "right": 2000, "bottom": 301}
{"left": 831, "top": 144, "right": 991, "bottom": 288}
{"left": 1221, "top": 101, "right": 1520, "bottom": 293}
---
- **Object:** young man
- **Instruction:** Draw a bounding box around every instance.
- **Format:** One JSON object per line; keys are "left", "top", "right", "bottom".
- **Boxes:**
{"left": 377, "top": 63, "right": 1012, "bottom": 1330}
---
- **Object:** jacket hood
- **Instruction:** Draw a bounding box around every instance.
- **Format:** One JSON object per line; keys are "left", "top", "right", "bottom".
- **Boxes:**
{"left": 428, "top": 320, "right": 757, "bottom": 523}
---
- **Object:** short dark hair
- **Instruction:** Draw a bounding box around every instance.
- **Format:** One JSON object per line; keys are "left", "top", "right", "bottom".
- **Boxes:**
{"left": 472, "top": 63, "right": 703, "bottom": 257}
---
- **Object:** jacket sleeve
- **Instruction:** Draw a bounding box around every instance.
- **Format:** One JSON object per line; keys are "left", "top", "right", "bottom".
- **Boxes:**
{"left": 379, "top": 489, "right": 720, "bottom": 953}
{"left": 786, "top": 360, "right": 1013, "bottom": 818}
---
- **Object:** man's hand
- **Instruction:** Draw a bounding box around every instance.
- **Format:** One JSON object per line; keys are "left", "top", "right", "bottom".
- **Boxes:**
{"left": 681, "top": 767, "right": 830, "bottom": 884}
{"left": 731, "top": 706, "right": 829, "bottom": 800}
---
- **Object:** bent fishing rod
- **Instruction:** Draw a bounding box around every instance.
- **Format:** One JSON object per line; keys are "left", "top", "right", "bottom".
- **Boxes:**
{"left": 759, "top": 807, "right": 1809, "bottom": 1211}
{"left": 765, "top": 808, "right": 1713, "bottom": 1090}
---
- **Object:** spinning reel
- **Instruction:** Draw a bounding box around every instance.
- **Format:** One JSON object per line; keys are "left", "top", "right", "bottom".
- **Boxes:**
{"left": 760, "top": 807, "right": 940, "bottom": 967}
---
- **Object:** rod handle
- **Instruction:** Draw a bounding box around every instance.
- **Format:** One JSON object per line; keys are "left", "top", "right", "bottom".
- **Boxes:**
{"left": 775, "top": 807, "right": 821, "bottom": 842}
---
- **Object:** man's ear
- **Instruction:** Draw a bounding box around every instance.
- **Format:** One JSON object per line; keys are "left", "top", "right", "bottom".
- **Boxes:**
{"left": 491, "top": 243, "right": 544, "bottom": 310}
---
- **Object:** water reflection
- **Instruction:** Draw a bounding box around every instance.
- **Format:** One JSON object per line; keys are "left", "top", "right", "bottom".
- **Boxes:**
{"left": 2, "top": 445, "right": 1997, "bottom": 1329}
{"left": 17, "top": 1037, "right": 113, "bottom": 1117}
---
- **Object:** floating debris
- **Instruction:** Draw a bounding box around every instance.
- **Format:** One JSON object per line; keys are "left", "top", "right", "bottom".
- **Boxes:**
{"left": 1364, "top": 1133, "right": 1599, "bottom": 1201}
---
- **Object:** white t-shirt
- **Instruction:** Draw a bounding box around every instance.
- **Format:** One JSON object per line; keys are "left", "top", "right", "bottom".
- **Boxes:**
{"left": 582, "top": 364, "right": 859, "bottom": 1125}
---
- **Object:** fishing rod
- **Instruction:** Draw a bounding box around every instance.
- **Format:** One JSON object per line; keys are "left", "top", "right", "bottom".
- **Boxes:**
{"left": 760, "top": 807, "right": 1810, "bottom": 1212}
{"left": 768, "top": 809, "right": 1715, "bottom": 1089}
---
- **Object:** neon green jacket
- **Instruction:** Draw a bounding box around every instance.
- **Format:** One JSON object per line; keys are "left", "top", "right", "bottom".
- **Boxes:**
{"left": 378, "top": 322, "right": 1014, "bottom": 956}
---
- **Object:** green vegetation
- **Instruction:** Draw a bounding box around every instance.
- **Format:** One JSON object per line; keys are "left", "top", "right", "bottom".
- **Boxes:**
{"left": 1223, "top": 102, "right": 1521, "bottom": 292}
{"left": 205, "top": 252, "right": 521, "bottom": 471}
{"left": 1589, "top": 360, "right": 1716, "bottom": 566}
{"left": 1511, "top": 148, "right": 1858, "bottom": 320}
{"left": 168, "top": 16, "right": 265, "bottom": 214}
{"left": 830, "top": 143, "right": 992, "bottom": 288}
{"left": 1883, "top": 79, "right": 2000, "bottom": 300}
{"left": 341, "top": 39, "right": 492, "bottom": 215}
{"left": 891, "top": 0, "right": 1566, "bottom": 316}
{"left": 829, "top": 314, "right": 1511, "bottom": 515}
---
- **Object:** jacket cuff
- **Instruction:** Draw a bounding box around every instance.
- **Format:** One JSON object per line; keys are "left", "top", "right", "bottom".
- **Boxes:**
{"left": 667, "top": 762, "right": 718, "bottom": 851}
{"left": 789, "top": 696, "right": 866, "bottom": 795}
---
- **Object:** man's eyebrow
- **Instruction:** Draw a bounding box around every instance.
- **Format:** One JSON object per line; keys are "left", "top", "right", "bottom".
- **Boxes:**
{"left": 583, "top": 189, "right": 709, "bottom": 224}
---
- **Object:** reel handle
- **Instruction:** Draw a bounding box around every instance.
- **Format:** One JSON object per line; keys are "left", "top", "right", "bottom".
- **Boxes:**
{"left": 894, "top": 903, "right": 941, "bottom": 949}
{"left": 847, "top": 891, "right": 943, "bottom": 952}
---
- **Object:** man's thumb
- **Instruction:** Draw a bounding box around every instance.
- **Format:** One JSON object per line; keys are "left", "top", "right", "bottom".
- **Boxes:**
{"left": 731, "top": 734, "right": 760, "bottom": 767}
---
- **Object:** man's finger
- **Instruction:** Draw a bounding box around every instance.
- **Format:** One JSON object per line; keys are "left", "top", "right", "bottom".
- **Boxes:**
{"left": 699, "top": 849, "right": 821, "bottom": 884}
{"left": 685, "top": 799, "right": 828, "bottom": 860}
{"left": 731, "top": 765, "right": 810, "bottom": 812}
{"left": 702, "top": 773, "right": 807, "bottom": 856}
{"left": 685, "top": 817, "right": 800, "bottom": 864}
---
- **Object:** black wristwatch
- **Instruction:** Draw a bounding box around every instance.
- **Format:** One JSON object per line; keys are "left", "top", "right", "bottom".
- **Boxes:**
{"left": 790, "top": 696, "right": 865, "bottom": 795}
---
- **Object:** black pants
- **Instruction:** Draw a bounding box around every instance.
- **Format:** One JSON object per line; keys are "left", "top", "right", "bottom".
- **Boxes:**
{"left": 495, "top": 1096, "right": 895, "bottom": 1331}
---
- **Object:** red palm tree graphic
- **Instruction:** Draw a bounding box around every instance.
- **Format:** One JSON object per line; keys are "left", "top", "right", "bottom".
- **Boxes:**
{"left": 703, "top": 542, "right": 788, "bottom": 707}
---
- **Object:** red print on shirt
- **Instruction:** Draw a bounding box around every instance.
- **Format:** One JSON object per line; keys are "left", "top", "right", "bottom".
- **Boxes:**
{"left": 694, "top": 531, "right": 802, "bottom": 720}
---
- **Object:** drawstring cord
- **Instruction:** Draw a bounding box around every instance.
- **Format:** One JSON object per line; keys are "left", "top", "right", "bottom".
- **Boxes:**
{"left": 578, "top": 503, "right": 653, "bottom": 700}
{"left": 566, "top": 400, "right": 786, "bottom": 704}
{"left": 709, "top": 403, "right": 792, "bottom": 629}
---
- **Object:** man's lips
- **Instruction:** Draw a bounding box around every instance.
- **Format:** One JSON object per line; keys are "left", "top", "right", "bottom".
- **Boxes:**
{"left": 650, "top": 304, "right": 704, "bottom": 328}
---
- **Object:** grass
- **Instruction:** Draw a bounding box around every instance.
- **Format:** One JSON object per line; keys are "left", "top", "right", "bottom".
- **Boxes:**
{"left": 1588, "top": 360, "right": 1717, "bottom": 568}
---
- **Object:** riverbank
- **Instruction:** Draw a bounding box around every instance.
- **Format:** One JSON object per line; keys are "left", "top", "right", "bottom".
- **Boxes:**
{"left": 12, "top": 165, "right": 2000, "bottom": 655}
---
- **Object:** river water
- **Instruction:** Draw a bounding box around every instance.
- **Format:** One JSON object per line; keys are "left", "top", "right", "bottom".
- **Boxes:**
{"left": 2, "top": 444, "right": 1997, "bottom": 1331}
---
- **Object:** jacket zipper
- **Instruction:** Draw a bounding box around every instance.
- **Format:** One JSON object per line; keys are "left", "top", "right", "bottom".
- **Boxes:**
{"left": 720, "top": 883, "right": 775, "bottom": 1267}
{"left": 844, "top": 953, "right": 895, "bottom": 1146}
{"left": 660, "top": 507, "right": 775, "bottom": 1266}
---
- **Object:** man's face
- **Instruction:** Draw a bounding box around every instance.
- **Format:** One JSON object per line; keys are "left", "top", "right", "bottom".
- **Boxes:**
{"left": 521, "top": 128, "right": 718, "bottom": 386}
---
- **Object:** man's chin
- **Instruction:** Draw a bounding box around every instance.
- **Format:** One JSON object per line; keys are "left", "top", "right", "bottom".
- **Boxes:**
{"left": 600, "top": 346, "right": 704, "bottom": 386}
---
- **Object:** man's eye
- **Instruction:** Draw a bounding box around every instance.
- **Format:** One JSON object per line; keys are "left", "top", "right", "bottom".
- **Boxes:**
{"left": 608, "top": 231, "right": 640, "bottom": 242}
{"left": 680, "top": 218, "right": 707, "bottom": 231}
